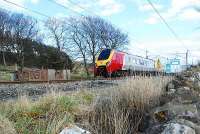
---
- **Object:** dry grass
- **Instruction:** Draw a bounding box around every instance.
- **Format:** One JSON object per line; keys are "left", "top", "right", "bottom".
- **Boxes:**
{"left": 0, "top": 76, "right": 170, "bottom": 134}
{"left": 84, "top": 77, "right": 170, "bottom": 134}
{"left": 0, "top": 92, "right": 79, "bottom": 134}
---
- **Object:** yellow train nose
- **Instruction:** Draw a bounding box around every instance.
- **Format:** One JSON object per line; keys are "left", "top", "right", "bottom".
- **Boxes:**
{"left": 96, "top": 60, "right": 107, "bottom": 67}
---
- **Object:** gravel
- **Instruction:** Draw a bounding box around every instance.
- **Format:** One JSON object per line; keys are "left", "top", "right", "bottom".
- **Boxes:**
{"left": 0, "top": 80, "right": 118, "bottom": 101}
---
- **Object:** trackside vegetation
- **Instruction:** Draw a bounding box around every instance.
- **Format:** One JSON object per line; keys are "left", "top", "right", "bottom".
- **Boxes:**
{"left": 0, "top": 77, "right": 170, "bottom": 134}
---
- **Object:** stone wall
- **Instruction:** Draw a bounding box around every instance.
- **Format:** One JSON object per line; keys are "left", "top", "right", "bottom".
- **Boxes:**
{"left": 17, "top": 69, "right": 48, "bottom": 81}
{"left": 15, "top": 68, "right": 71, "bottom": 81}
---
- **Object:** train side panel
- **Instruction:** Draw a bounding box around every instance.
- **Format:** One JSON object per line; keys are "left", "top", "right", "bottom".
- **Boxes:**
{"left": 106, "top": 51, "right": 125, "bottom": 73}
{"left": 122, "top": 54, "right": 155, "bottom": 72}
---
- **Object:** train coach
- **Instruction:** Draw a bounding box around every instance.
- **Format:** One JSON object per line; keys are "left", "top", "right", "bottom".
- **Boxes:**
{"left": 95, "top": 49, "right": 161, "bottom": 77}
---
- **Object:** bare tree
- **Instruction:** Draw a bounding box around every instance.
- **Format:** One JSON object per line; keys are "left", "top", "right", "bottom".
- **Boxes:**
{"left": 10, "top": 13, "right": 38, "bottom": 70}
{"left": 45, "top": 18, "right": 70, "bottom": 69}
{"left": 81, "top": 16, "right": 102, "bottom": 77}
{"left": 66, "top": 16, "right": 129, "bottom": 77}
{"left": 97, "top": 17, "right": 129, "bottom": 50}
{"left": 0, "top": 9, "right": 10, "bottom": 66}
{"left": 68, "top": 18, "right": 90, "bottom": 76}
{"left": 79, "top": 16, "right": 129, "bottom": 77}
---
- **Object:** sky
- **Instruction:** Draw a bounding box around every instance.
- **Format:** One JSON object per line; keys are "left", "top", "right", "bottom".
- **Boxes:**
{"left": 0, "top": 0, "right": 200, "bottom": 64}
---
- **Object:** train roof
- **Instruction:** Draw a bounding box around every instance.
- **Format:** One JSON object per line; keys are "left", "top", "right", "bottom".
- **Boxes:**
{"left": 112, "top": 49, "right": 155, "bottom": 62}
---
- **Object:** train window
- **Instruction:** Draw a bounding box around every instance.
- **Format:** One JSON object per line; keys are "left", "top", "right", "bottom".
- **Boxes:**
{"left": 98, "top": 49, "right": 111, "bottom": 60}
{"left": 139, "top": 59, "right": 144, "bottom": 65}
{"left": 144, "top": 61, "right": 147, "bottom": 66}
{"left": 132, "top": 58, "right": 135, "bottom": 64}
{"left": 135, "top": 59, "right": 138, "bottom": 64}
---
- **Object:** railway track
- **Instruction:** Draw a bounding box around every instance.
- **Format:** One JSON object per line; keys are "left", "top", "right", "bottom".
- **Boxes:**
{"left": 0, "top": 77, "right": 118, "bottom": 84}
{"left": 0, "top": 74, "right": 172, "bottom": 85}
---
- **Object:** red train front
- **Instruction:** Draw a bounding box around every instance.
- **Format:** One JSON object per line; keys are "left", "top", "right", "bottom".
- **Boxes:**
{"left": 95, "top": 49, "right": 125, "bottom": 77}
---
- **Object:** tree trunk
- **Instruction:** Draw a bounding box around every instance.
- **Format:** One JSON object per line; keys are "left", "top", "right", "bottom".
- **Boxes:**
{"left": 2, "top": 51, "right": 6, "bottom": 66}
{"left": 83, "top": 56, "right": 89, "bottom": 77}
{"left": 92, "top": 53, "right": 96, "bottom": 78}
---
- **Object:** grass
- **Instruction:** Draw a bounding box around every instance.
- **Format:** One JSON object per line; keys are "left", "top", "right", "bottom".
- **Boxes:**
{"left": 84, "top": 77, "right": 170, "bottom": 134}
{"left": 0, "top": 76, "right": 170, "bottom": 134}
{"left": 0, "top": 93, "right": 80, "bottom": 134}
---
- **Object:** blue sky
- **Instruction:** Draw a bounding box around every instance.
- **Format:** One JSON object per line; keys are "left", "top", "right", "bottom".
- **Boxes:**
{"left": 0, "top": 0, "right": 200, "bottom": 64}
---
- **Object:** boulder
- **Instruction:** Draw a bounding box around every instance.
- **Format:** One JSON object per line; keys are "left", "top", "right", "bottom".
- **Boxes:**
{"left": 172, "top": 119, "right": 200, "bottom": 134}
{"left": 145, "top": 124, "right": 166, "bottom": 134}
{"left": 161, "top": 123, "right": 195, "bottom": 134}
{"left": 166, "top": 82, "right": 175, "bottom": 91}
{"left": 167, "top": 89, "right": 176, "bottom": 94}
{"left": 59, "top": 125, "right": 90, "bottom": 134}
{"left": 192, "top": 72, "right": 200, "bottom": 90}
{"left": 152, "top": 103, "right": 198, "bottom": 123}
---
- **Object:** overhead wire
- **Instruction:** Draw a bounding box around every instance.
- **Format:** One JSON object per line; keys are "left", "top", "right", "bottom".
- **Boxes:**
{"left": 146, "top": 0, "right": 188, "bottom": 50}
{"left": 67, "top": 0, "right": 98, "bottom": 16}
{"left": 66, "top": 0, "right": 197, "bottom": 64}
{"left": 2, "top": 0, "right": 50, "bottom": 19}
{"left": 47, "top": 0, "right": 85, "bottom": 17}
{"left": 4, "top": 0, "right": 190, "bottom": 62}
{"left": 48, "top": 0, "right": 169, "bottom": 59}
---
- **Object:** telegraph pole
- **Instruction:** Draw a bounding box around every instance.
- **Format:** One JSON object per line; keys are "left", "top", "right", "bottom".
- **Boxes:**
{"left": 146, "top": 50, "right": 148, "bottom": 59}
{"left": 186, "top": 50, "right": 189, "bottom": 68}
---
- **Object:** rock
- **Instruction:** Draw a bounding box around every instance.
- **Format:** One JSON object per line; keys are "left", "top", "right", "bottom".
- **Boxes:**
{"left": 192, "top": 72, "right": 200, "bottom": 81}
{"left": 183, "top": 87, "right": 190, "bottom": 90}
{"left": 145, "top": 124, "right": 166, "bottom": 134}
{"left": 171, "top": 79, "right": 183, "bottom": 89}
{"left": 172, "top": 119, "right": 200, "bottom": 134}
{"left": 175, "top": 87, "right": 200, "bottom": 104}
{"left": 166, "top": 82, "right": 175, "bottom": 91}
{"left": 161, "top": 123, "right": 195, "bottom": 134}
{"left": 59, "top": 125, "right": 90, "bottom": 134}
{"left": 152, "top": 103, "right": 198, "bottom": 123}
{"left": 168, "top": 89, "right": 176, "bottom": 94}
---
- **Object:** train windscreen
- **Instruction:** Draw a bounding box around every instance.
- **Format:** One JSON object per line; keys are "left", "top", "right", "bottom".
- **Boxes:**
{"left": 98, "top": 49, "right": 111, "bottom": 60}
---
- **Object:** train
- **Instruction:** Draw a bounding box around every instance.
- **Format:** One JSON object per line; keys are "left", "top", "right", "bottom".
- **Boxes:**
{"left": 95, "top": 48, "right": 163, "bottom": 77}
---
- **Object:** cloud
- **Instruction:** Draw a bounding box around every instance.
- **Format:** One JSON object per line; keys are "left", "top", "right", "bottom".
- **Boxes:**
{"left": 180, "top": 8, "right": 200, "bottom": 20}
{"left": 144, "top": 0, "right": 200, "bottom": 24}
{"left": 55, "top": 0, "right": 70, "bottom": 8}
{"left": 0, "top": 0, "right": 26, "bottom": 11}
{"left": 55, "top": 0, "right": 124, "bottom": 16}
{"left": 31, "top": 0, "right": 39, "bottom": 4}
{"left": 98, "top": 0, "right": 124, "bottom": 16}
{"left": 144, "top": 15, "right": 159, "bottom": 24}
{"left": 139, "top": 3, "right": 163, "bottom": 11}
{"left": 129, "top": 37, "right": 200, "bottom": 64}
{"left": 72, "top": 3, "right": 91, "bottom": 13}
